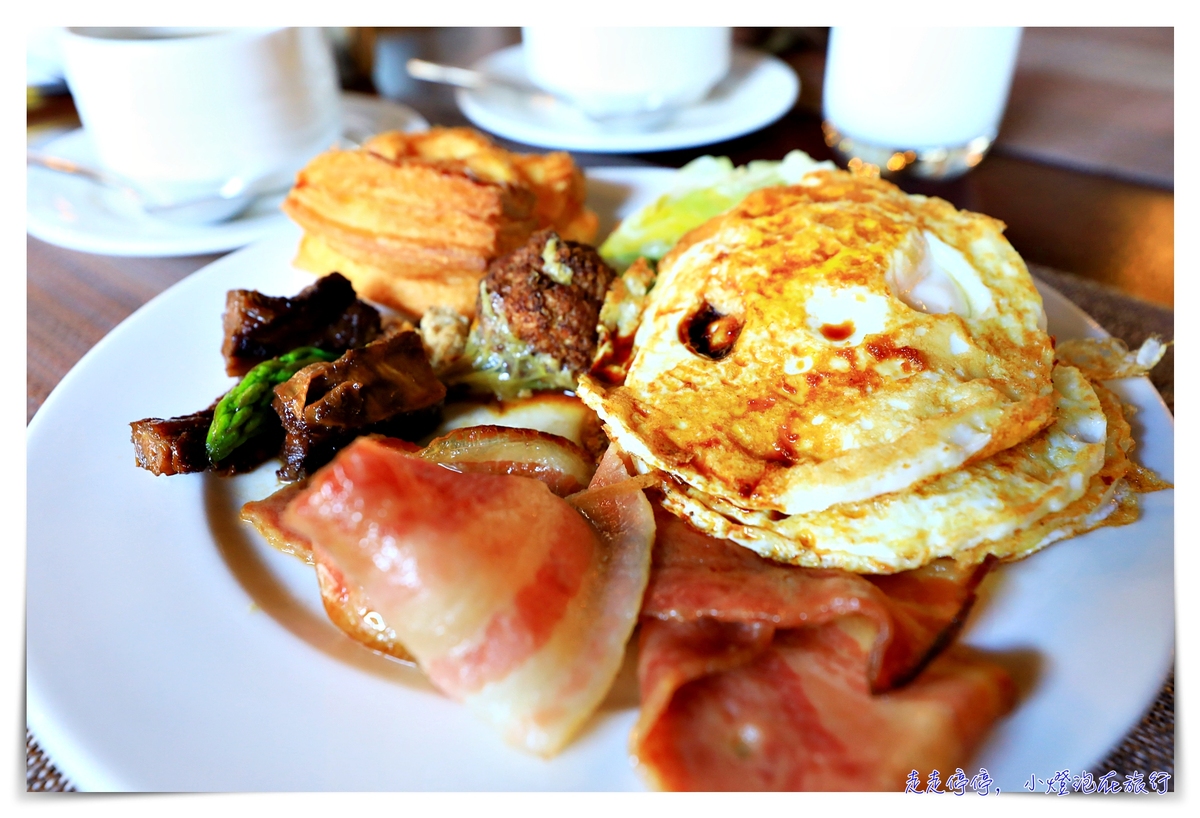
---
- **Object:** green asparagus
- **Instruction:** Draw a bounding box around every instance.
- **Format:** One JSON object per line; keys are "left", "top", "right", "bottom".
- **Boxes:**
{"left": 205, "top": 346, "right": 339, "bottom": 463}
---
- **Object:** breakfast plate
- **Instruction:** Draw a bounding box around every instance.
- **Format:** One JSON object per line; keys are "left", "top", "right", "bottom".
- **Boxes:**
{"left": 456, "top": 46, "right": 799, "bottom": 153}
{"left": 26, "top": 167, "right": 1173, "bottom": 791}
{"left": 25, "top": 93, "right": 428, "bottom": 258}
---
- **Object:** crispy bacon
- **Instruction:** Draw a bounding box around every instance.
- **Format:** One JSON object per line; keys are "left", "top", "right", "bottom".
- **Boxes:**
{"left": 241, "top": 480, "right": 315, "bottom": 562}
{"left": 637, "top": 618, "right": 1013, "bottom": 791}
{"left": 280, "top": 437, "right": 654, "bottom": 756}
{"left": 634, "top": 509, "right": 1014, "bottom": 791}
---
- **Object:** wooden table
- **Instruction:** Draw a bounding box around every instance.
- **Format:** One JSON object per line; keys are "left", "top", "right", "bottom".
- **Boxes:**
{"left": 26, "top": 27, "right": 1174, "bottom": 791}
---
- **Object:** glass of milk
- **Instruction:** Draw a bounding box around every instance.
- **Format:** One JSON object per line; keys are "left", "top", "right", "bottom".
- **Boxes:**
{"left": 822, "top": 27, "right": 1022, "bottom": 179}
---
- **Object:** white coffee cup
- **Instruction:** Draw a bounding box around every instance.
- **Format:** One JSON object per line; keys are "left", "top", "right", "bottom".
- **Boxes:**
{"left": 522, "top": 27, "right": 732, "bottom": 117}
{"left": 59, "top": 27, "right": 342, "bottom": 199}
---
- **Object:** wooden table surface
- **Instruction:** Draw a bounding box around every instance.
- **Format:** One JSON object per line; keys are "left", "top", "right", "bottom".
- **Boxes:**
{"left": 25, "top": 27, "right": 1174, "bottom": 790}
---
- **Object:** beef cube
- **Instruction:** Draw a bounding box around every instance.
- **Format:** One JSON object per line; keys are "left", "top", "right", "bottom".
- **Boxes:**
{"left": 130, "top": 409, "right": 214, "bottom": 476}
{"left": 272, "top": 330, "right": 446, "bottom": 479}
{"left": 221, "top": 272, "right": 382, "bottom": 376}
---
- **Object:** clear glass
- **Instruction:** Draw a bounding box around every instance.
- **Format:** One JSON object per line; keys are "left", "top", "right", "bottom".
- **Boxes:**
{"left": 822, "top": 27, "right": 1022, "bottom": 180}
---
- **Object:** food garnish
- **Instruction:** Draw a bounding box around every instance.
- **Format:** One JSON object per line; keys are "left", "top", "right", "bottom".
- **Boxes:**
{"left": 132, "top": 277, "right": 442, "bottom": 479}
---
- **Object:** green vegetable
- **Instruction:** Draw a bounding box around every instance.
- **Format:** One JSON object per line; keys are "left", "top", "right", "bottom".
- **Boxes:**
{"left": 598, "top": 150, "right": 835, "bottom": 271}
{"left": 205, "top": 346, "right": 339, "bottom": 462}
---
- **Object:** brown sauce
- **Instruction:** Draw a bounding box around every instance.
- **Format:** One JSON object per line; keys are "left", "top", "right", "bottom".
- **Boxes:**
{"left": 820, "top": 321, "right": 855, "bottom": 342}
{"left": 865, "top": 335, "right": 926, "bottom": 373}
{"left": 681, "top": 302, "right": 743, "bottom": 361}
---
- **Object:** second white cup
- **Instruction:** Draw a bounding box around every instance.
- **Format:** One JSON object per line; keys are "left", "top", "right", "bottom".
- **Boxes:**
{"left": 522, "top": 27, "right": 732, "bottom": 118}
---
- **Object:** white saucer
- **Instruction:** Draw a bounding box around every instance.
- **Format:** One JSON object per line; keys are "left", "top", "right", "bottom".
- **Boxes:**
{"left": 456, "top": 45, "right": 799, "bottom": 154}
{"left": 26, "top": 93, "right": 428, "bottom": 258}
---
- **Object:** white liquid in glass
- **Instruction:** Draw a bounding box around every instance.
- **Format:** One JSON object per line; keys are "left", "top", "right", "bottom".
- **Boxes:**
{"left": 823, "top": 27, "right": 1022, "bottom": 149}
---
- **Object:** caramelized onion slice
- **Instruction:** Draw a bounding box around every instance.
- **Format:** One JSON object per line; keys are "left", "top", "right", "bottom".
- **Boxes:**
{"left": 420, "top": 424, "right": 597, "bottom": 496}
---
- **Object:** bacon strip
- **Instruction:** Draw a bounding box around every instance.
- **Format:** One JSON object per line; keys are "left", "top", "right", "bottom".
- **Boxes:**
{"left": 241, "top": 432, "right": 595, "bottom": 665}
{"left": 282, "top": 438, "right": 654, "bottom": 756}
{"left": 634, "top": 509, "right": 1014, "bottom": 791}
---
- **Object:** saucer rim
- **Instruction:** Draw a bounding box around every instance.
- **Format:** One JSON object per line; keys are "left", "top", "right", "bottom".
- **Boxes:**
{"left": 26, "top": 93, "right": 428, "bottom": 258}
{"left": 456, "top": 44, "right": 800, "bottom": 154}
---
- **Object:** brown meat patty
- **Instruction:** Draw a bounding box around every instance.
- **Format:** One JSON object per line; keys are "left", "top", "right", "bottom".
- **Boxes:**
{"left": 479, "top": 228, "right": 615, "bottom": 375}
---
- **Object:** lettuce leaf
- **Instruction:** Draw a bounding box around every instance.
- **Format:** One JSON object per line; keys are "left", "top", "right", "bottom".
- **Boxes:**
{"left": 598, "top": 150, "right": 835, "bottom": 271}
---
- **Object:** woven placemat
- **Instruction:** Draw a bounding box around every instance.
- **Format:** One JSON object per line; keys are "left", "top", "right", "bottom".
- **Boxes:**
{"left": 26, "top": 266, "right": 1173, "bottom": 792}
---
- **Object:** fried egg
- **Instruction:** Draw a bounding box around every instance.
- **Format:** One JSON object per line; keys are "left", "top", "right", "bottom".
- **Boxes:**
{"left": 579, "top": 171, "right": 1054, "bottom": 517}
{"left": 953, "top": 378, "right": 1170, "bottom": 565}
{"left": 657, "top": 365, "right": 1106, "bottom": 573}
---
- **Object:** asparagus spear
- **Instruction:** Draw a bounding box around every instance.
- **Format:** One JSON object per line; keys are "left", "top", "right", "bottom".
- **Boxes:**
{"left": 206, "top": 346, "right": 339, "bottom": 463}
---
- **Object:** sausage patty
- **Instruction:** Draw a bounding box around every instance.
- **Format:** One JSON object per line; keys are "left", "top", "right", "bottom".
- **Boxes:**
{"left": 479, "top": 228, "right": 615, "bottom": 375}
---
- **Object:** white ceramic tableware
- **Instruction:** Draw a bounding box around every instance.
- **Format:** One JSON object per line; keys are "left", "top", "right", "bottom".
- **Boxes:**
{"left": 26, "top": 93, "right": 427, "bottom": 257}
{"left": 59, "top": 27, "right": 342, "bottom": 202}
{"left": 522, "top": 27, "right": 732, "bottom": 118}
{"left": 26, "top": 168, "right": 1173, "bottom": 791}
{"left": 457, "top": 46, "right": 798, "bottom": 153}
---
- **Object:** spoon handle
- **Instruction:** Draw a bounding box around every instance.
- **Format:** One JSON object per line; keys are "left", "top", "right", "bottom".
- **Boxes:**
{"left": 406, "top": 58, "right": 548, "bottom": 97}
{"left": 26, "top": 151, "right": 145, "bottom": 203}
{"left": 405, "top": 57, "right": 674, "bottom": 126}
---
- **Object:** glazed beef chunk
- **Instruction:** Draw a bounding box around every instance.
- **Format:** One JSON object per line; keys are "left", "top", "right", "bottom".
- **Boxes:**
{"left": 272, "top": 329, "right": 446, "bottom": 479}
{"left": 221, "top": 272, "right": 382, "bottom": 376}
{"left": 130, "top": 402, "right": 283, "bottom": 477}
{"left": 130, "top": 408, "right": 214, "bottom": 476}
{"left": 480, "top": 228, "right": 615, "bottom": 375}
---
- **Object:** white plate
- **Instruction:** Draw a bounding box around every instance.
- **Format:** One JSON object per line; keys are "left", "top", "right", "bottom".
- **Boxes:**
{"left": 26, "top": 167, "right": 1174, "bottom": 791}
{"left": 457, "top": 46, "right": 799, "bottom": 153}
{"left": 25, "top": 93, "right": 428, "bottom": 258}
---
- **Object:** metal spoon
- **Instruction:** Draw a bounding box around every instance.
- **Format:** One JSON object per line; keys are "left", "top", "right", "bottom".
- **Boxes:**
{"left": 26, "top": 150, "right": 265, "bottom": 225}
{"left": 405, "top": 58, "right": 675, "bottom": 130}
